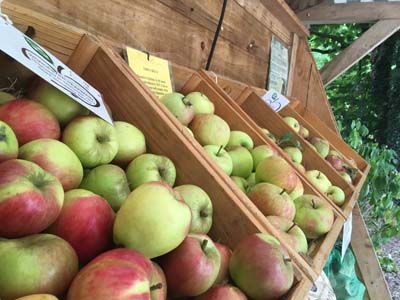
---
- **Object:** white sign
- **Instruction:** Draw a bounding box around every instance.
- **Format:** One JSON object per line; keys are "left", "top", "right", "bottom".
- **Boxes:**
{"left": 262, "top": 90, "right": 290, "bottom": 112}
{"left": 0, "top": 17, "right": 112, "bottom": 124}
{"left": 341, "top": 213, "right": 353, "bottom": 262}
{"left": 268, "top": 35, "right": 289, "bottom": 95}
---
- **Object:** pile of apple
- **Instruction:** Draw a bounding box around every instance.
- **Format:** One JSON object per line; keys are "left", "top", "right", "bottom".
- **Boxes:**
{"left": 160, "top": 92, "right": 335, "bottom": 254}
{"left": 0, "top": 80, "right": 296, "bottom": 300}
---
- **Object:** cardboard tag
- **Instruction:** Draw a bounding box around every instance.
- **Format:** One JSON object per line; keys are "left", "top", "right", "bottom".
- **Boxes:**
{"left": 126, "top": 47, "right": 173, "bottom": 98}
{"left": 308, "top": 271, "right": 336, "bottom": 300}
{"left": 268, "top": 35, "right": 289, "bottom": 95}
{"left": 0, "top": 18, "right": 112, "bottom": 124}
{"left": 342, "top": 213, "right": 353, "bottom": 262}
{"left": 262, "top": 90, "right": 290, "bottom": 112}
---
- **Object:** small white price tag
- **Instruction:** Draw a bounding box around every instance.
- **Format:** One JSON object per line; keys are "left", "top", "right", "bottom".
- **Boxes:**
{"left": 0, "top": 18, "right": 112, "bottom": 124}
{"left": 341, "top": 213, "right": 353, "bottom": 262}
{"left": 261, "top": 90, "right": 290, "bottom": 112}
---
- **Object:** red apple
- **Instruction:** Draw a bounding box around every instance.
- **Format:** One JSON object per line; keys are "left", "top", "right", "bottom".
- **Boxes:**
{"left": 326, "top": 154, "right": 343, "bottom": 171}
{"left": 214, "top": 242, "right": 232, "bottom": 284}
{"left": 48, "top": 189, "right": 115, "bottom": 263}
{"left": 0, "top": 99, "right": 60, "bottom": 145}
{"left": 0, "top": 159, "right": 63, "bottom": 238}
{"left": 194, "top": 284, "right": 247, "bottom": 300}
{"left": 67, "top": 248, "right": 153, "bottom": 300}
{"left": 159, "top": 233, "right": 221, "bottom": 297}
{"left": 150, "top": 262, "right": 167, "bottom": 300}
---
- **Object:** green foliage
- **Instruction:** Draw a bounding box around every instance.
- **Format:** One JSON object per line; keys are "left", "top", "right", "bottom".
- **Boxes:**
{"left": 379, "top": 255, "right": 399, "bottom": 273}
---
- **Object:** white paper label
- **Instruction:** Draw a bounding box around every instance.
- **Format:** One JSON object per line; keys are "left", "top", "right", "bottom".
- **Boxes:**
{"left": 262, "top": 90, "right": 290, "bottom": 112}
{"left": 341, "top": 213, "right": 352, "bottom": 262}
{"left": 0, "top": 19, "right": 112, "bottom": 124}
{"left": 268, "top": 35, "right": 289, "bottom": 95}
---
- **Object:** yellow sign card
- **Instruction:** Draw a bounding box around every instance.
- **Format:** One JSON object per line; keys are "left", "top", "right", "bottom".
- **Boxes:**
{"left": 126, "top": 47, "right": 173, "bottom": 98}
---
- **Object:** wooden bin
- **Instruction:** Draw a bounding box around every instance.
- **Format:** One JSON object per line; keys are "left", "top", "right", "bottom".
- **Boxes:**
{"left": 1, "top": 2, "right": 313, "bottom": 299}
{"left": 170, "top": 71, "right": 345, "bottom": 277}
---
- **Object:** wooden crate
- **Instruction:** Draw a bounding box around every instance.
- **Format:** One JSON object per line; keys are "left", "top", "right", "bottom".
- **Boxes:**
{"left": 1, "top": 2, "right": 314, "bottom": 299}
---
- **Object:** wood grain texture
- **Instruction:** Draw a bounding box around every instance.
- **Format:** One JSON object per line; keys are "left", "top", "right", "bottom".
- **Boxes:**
{"left": 287, "top": 34, "right": 300, "bottom": 97}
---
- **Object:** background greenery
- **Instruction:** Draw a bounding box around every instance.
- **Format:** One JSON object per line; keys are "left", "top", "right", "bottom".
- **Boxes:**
{"left": 310, "top": 25, "right": 400, "bottom": 271}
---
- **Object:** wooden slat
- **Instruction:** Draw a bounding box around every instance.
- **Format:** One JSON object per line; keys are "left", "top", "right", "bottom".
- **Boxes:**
{"left": 298, "top": 1, "right": 400, "bottom": 24}
{"left": 291, "top": 38, "right": 313, "bottom": 105}
{"left": 287, "top": 34, "right": 300, "bottom": 97}
{"left": 321, "top": 19, "right": 400, "bottom": 85}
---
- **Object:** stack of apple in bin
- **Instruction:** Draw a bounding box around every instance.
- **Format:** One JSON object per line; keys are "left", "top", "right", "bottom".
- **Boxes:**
{"left": 160, "top": 93, "right": 336, "bottom": 253}
{"left": 0, "top": 80, "right": 295, "bottom": 300}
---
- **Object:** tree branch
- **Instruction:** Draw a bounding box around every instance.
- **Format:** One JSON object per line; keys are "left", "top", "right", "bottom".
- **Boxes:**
{"left": 310, "top": 30, "right": 348, "bottom": 47}
{"left": 311, "top": 48, "right": 338, "bottom": 54}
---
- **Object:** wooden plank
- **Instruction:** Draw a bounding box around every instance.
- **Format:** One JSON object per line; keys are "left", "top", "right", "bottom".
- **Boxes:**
{"left": 351, "top": 204, "right": 392, "bottom": 300}
{"left": 67, "top": 34, "right": 100, "bottom": 74}
{"left": 321, "top": 19, "right": 400, "bottom": 86}
{"left": 287, "top": 34, "right": 300, "bottom": 97}
{"left": 298, "top": 2, "right": 400, "bottom": 24}
{"left": 291, "top": 38, "right": 313, "bottom": 105}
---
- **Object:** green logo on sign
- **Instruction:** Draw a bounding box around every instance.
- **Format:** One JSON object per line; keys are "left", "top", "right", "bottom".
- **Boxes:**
{"left": 24, "top": 36, "right": 53, "bottom": 65}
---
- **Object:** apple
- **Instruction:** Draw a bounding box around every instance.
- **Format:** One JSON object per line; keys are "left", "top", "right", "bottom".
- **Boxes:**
{"left": 266, "top": 216, "right": 308, "bottom": 254}
{"left": 326, "top": 185, "right": 346, "bottom": 206}
{"left": 48, "top": 189, "right": 115, "bottom": 263}
{"left": 298, "top": 125, "right": 309, "bottom": 139}
{"left": 19, "top": 138, "right": 83, "bottom": 191}
{"left": 160, "top": 92, "right": 195, "bottom": 126}
{"left": 326, "top": 153, "right": 343, "bottom": 171}
{"left": 214, "top": 242, "right": 232, "bottom": 284}
{"left": 112, "top": 121, "right": 146, "bottom": 166}
{"left": 283, "top": 146, "right": 302, "bottom": 164}
{"left": 80, "top": 164, "right": 130, "bottom": 211}
{"left": 0, "top": 120, "right": 18, "bottom": 162}
{"left": 293, "top": 162, "right": 306, "bottom": 174}
{"left": 203, "top": 145, "right": 233, "bottom": 175}
{"left": 159, "top": 233, "right": 221, "bottom": 297}
{"left": 194, "top": 284, "right": 247, "bottom": 300}
{"left": 248, "top": 182, "right": 295, "bottom": 220}
{"left": 231, "top": 176, "right": 248, "bottom": 193}
{"left": 0, "top": 91, "right": 15, "bottom": 104}
{"left": 305, "top": 170, "right": 332, "bottom": 193}
{"left": 184, "top": 91, "right": 215, "bottom": 114}
{"left": 126, "top": 153, "right": 176, "bottom": 189}
{"left": 0, "top": 99, "right": 60, "bottom": 145}
{"left": 247, "top": 172, "right": 256, "bottom": 191}
{"left": 189, "top": 114, "right": 230, "bottom": 147}
{"left": 227, "top": 146, "right": 253, "bottom": 178}
{"left": 227, "top": 131, "right": 254, "bottom": 150}
{"left": 289, "top": 176, "right": 304, "bottom": 200}
{"left": 0, "top": 159, "right": 63, "bottom": 238}
{"left": 309, "top": 137, "right": 330, "bottom": 158}
{"left": 150, "top": 262, "right": 167, "bottom": 300}
{"left": 294, "top": 195, "right": 334, "bottom": 239}
{"left": 260, "top": 127, "right": 276, "bottom": 142}
{"left": 174, "top": 184, "right": 213, "bottom": 234}
{"left": 251, "top": 144, "right": 276, "bottom": 171}
{"left": 0, "top": 234, "right": 78, "bottom": 300}
{"left": 340, "top": 171, "right": 352, "bottom": 185}
{"left": 15, "top": 295, "right": 59, "bottom": 300}
{"left": 62, "top": 116, "right": 118, "bottom": 168}
{"left": 184, "top": 126, "right": 194, "bottom": 137}
{"left": 255, "top": 155, "right": 298, "bottom": 193}
{"left": 283, "top": 116, "right": 300, "bottom": 133}
{"left": 229, "top": 233, "right": 294, "bottom": 300}
{"left": 67, "top": 248, "right": 153, "bottom": 300}
{"left": 114, "top": 181, "right": 191, "bottom": 258}
{"left": 31, "top": 81, "right": 88, "bottom": 126}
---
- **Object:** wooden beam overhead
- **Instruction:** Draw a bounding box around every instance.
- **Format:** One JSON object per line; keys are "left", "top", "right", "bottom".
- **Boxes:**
{"left": 320, "top": 19, "right": 400, "bottom": 86}
{"left": 298, "top": 1, "right": 400, "bottom": 24}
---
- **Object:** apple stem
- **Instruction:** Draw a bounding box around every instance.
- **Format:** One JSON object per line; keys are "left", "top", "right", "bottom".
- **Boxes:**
{"left": 317, "top": 171, "right": 321, "bottom": 179}
{"left": 284, "top": 257, "right": 292, "bottom": 263}
{"left": 287, "top": 223, "right": 296, "bottom": 233}
{"left": 312, "top": 198, "right": 316, "bottom": 209}
{"left": 0, "top": 126, "right": 6, "bottom": 141}
{"left": 280, "top": 189, "right": 286, "bottom": 195}
{"left": 150, "top": 283, "right": 163, "bottom": 291}
{"left": 201, "top": 239, "right": 208, "bottom": 251}
{"left": 200, "top": 210, "right": 208, "bottom": 218}
{"left": 216, "top": 145, "right": 223, "bottom": 156}
{"left": 182, "top": 97, "right": 192, "bottom": 106}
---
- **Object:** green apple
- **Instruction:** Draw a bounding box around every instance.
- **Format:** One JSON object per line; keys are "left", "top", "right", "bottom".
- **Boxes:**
{"left": 289, "top": 177, "right": 304, "bottom": 200}
{"left": 112, "top": 121, "right": 146, "bottom": 167}
{"left": 283, "top": 146, "right": 302, "bottom": 164}
{"left": 174, "top": 184, "right": 213, "bottom": 234}
{"left": 0, "top": 234, "right": 78, "bottom": 300}
{"left": 184, "top": 126, "right": 194, "bottom": 137}
{"left": 62, "top": 116, "right": 118, "bottom": 168}
{"left": 298, "top": 125, "right": 309, "bottom": 139}
{"left": 227, "top": 146, "right": 253, "bottom": 178}
{"left": 309, "top": 137, "right": 330, "bottom": 158}
{"left": 189, "top": 114, "right": 230, "bottom": 147}
{"left": 0, "top": 120, "right": 18, "bottom": 162}
{"left": 203, "top": 145, "right": 233, "bottom": 176}
{"left": 340, "top": 171, "right": 352, "bottom": 185}
{"left": 294, "top": 195, "right": 334, "bottom": 239}
{"left": 255, "top": 155, "right": 298, "bottom": 193}
{"left": 231, "top": 176, "right": 248, "bottom": 193}
{"left": 14, "top": 295, "right": 59, "bottom": 300}
{"left": 184, "top": 92, "right": 215, "bottom": 114}
{"left": 283, "top": 117, "right": 300, "bottom": 133}
{"left": 0, "top": 91, "right": 14, "bottom": 104}
{"left": 126, "top": 153, "right": 176, "bottom": 189}
{"left": 326, "top": 185, "right": 345, "bottom": 206}
{"left": 251, "top": 145, "right": 276, "bottom": 171}
{"left": 247, "top": 172, "right": 256, "bottom": 191}
{"left": 293, "top": 162, "right": 306, "bottom": 174}
{"left": 305, "top": 170, "right": 332, "bottom": 193}
{"left": 31, "top": 81, "right": 88, "bottom": 126}
{"left": 160, "top": 92, "right": 195, "bottom": 126}
{"left": 227, "top": 131, "right": 254, "bottom": 150}
{"left": 260, "top": 128, "right": 276, "bottom": 142}
{"left": 114, "top": 181, "right": 191, "bottom": 258}
{"left": 80, "top": 164, "right": 130, "bottom": 211}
